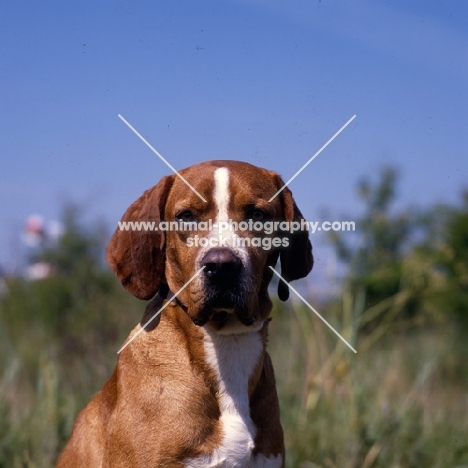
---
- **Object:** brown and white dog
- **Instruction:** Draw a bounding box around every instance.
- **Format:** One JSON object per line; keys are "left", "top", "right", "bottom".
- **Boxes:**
{"left": 56, "top": 160, "right": 313, "bottom": 468}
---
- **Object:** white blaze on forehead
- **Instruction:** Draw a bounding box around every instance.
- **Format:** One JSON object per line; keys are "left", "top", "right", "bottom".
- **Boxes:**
{"left": 195, "top": 165, "right": 249, "bottom": 276}
{"left": 214, "top": 167, "right": 230, "bottom": 222}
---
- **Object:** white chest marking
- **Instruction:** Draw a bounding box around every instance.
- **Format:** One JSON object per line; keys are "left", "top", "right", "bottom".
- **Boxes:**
{"left": 186, "top": 169, "right": 283, "bottom": 467}
{"left": 185, "top": 327, "right": 262, "bottom": 467}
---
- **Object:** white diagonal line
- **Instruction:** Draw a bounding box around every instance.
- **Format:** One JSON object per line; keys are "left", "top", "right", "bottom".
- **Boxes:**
{"left": 117, "top": 266, "right": 206, "bottom": 354}
{"left": 269, "top": 114, "right": 356, "bottom": 201}
{"left": 118, "top": 114, "right": 207, "bottom": 202}
{"left": 269, "top": 267, "right": 357, "bottom": 353}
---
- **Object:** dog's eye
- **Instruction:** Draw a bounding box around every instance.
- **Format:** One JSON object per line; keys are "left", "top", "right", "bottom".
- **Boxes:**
{"left": 252, "top": 210, "right": 264, "bottom": 221}
{"left": 176, "top": 211, "right": 195, "bottom": 222}
{"left": 247, "top": 209, "right": 267, "bottom": 221}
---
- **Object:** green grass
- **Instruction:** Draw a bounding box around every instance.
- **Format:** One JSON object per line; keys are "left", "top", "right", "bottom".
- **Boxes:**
{"left": 0, "top": 278, "right": 467, "bottom": 467}
{"left": 269, "top": 297, "right": 468, "bottom": 467}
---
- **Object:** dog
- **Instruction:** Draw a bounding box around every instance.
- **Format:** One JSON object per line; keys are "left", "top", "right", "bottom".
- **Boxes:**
{"left": 56, "top": 160, "right": 313, "bottom": 467}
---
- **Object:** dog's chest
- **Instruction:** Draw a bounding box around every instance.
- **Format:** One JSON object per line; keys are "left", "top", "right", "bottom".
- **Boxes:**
{"left": 185, "top": 328, "right": 262, "bottom": 467}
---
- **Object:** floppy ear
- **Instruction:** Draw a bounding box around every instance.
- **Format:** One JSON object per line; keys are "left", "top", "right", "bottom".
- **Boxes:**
{"left": 106, "top": 175, "right": 174, "bottom": 300}
{"left": 277, "top": 183, "right": 313, "bottom": 301}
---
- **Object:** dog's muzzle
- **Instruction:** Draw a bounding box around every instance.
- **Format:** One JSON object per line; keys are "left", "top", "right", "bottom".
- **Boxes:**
{"left": 193, "top": 248, "right": 255, "bottom": 326}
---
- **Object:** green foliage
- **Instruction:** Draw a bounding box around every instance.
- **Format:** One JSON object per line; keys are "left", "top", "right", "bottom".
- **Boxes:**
{"left": 34, "top": 203, "right": 106, "bottom": 278}
{"left": 269, "top": 298, "right": 468, "bottom": 468}
{"left": 436, "top": 192, "right": 468, "bottom": 325}
{"left": 330, "top": 167, "right": 468, "bottom": 330}
{"left": 330, "top": 168, "right": 414, "bottom": 310}
{"left": 0, "top": 205, "right": 142, "bottom": 466}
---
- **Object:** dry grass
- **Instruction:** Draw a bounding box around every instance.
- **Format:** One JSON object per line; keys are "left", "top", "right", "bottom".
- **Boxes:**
{"left": 269, "top": 293, "right": 468, "bottom": 468}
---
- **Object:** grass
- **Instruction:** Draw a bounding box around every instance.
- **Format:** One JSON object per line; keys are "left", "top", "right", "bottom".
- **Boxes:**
{"left": 269, "top": 293, "right": 468, "bottom": 467}
{"left": 0, "top": 277, "right": 467, "bottom": 467}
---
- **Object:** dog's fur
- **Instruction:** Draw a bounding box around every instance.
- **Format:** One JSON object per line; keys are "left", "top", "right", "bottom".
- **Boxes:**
{"left": 56, "top": 160, "right": 312, "bottom": 467}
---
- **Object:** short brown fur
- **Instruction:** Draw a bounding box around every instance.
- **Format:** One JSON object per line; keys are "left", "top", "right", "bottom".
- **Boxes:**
{"left": 56, "top": 161, "right": 312, "bottom": 467}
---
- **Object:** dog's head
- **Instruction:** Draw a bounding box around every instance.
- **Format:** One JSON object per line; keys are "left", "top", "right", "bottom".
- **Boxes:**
{"left": 107, "top": 160, "right": 313, "bottom": 332}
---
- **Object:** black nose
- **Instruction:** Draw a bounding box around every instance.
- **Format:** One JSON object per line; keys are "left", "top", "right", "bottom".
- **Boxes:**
{"left": 201, "top": 248, "right": 242, "bottom": 282}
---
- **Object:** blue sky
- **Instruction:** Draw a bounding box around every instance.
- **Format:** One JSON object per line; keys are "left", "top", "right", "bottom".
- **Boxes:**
{"left": 1, "top": 0, "right": 467, "bottom": 279}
